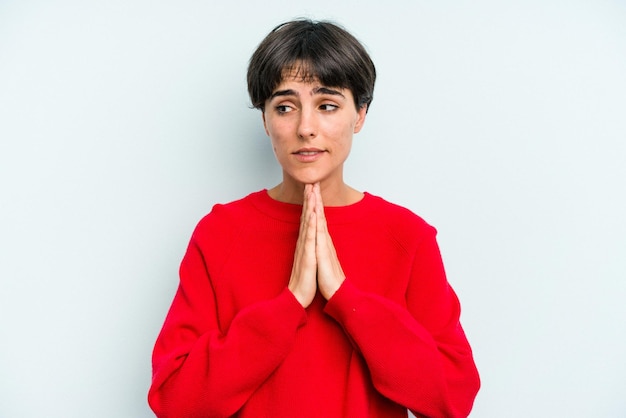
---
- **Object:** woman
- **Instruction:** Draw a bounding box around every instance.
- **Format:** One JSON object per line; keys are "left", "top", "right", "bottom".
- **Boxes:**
{"left": 148, "top": 19, "right": 480, "bottom": 418}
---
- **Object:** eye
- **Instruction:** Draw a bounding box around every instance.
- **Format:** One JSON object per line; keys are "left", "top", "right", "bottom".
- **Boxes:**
{"left": 319, "top": 103, "right": 339, "bottom": 112}
{"left": 275, "top": 104, "right": 294, "bottom": 114}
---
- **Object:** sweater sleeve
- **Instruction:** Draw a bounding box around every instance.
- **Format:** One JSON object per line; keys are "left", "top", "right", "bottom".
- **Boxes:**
{"left": 148, "top": 234, "right": 307, "bottom": 418}
{"left": 323, "top": 226, "right": 480, "bottom": 418}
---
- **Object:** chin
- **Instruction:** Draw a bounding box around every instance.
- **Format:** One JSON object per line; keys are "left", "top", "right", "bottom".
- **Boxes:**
{"left": 287, "top": 170, "right": 328, "bottom": 186}
{"left": 293, "top": 176, "right": 324, "bottom": 186}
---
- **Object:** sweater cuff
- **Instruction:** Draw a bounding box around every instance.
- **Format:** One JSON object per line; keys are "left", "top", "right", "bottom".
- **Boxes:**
{"left": 323, "top": 278, "right": 361, "bottom": 324}
{"left": 277, "top": 287, "right": 308, "bottom": 329}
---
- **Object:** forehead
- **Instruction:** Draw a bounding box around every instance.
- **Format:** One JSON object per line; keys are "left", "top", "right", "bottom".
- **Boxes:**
{"left": 272, "top": 65, "right": 349, "bottom": 96}
{"left": 276, "top": 62, "right": 350, "bottom": 90}
{"left": 279, "top": 63, "right": 319, "bottom": 84}
{"left": 270, "top": 78, "right": 351, "bottom": 103}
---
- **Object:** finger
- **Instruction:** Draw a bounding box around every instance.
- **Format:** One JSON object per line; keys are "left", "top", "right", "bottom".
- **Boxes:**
{"left": 313, "top": 182, "right": 323, "bottom": 207}
{"left": 306, "top": 184, "right": 316, "bottom": 214}
{"left": 304, "top": 183, "right": 313, "bottom": 204}
{"left": 305, "top": 211, "right": 317, "bottom": 253}
{"left": 298, "top": 185, "right": 314, "bottom": 239}
{"left": 313, "top": 184, "right": 328, "bottom": 235}
{"left": 298, "top": 189, "right": 317, "bottom": 267}
{"left": 300, "top": 184, "right": 312, "bottom": 221}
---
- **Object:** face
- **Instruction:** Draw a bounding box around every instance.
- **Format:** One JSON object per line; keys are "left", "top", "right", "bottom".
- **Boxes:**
{"left": 262, "top": 74, "right": 367, "bottom": 188}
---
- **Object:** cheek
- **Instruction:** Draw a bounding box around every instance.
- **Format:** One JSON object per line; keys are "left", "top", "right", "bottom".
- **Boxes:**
{"left": 267, "top": 127, "right": 288, "bottom": 157}
{"left": 266, "top": 118, "right": 290, "bottom": 140}
{"left": 326, "top": 122, "right": 354, "bottom": 147}
{"left": 265, "top": 122, "right": 280, "bottom": 146}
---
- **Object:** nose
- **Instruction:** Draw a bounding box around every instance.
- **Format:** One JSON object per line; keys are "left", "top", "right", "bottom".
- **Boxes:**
{"left": 297, "top": 108, "right": 317, "bottom": 139}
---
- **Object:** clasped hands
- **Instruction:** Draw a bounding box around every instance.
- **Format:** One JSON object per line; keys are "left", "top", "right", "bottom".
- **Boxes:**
{"left": 288, "top": 183, "right": 345, "bottom": 308}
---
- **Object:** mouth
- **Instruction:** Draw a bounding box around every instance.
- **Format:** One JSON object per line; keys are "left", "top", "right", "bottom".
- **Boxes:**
{"left": 295, "top": 151, "right": 322, "bottom": 156}
{"left": 293, "top": 148, "right": 325, "bottom": 155}
{"left": 292, "top": 148, "right": 326, "bottom": 162}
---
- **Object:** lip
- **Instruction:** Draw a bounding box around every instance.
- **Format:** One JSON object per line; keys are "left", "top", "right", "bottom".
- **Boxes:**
{"left": 292, "top": 147, "right": 326, "bottom": 163}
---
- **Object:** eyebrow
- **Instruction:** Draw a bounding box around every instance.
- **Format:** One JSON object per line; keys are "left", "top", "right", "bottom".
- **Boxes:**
{"left": 269, "top": 86, "right": 345, "bottom": 100}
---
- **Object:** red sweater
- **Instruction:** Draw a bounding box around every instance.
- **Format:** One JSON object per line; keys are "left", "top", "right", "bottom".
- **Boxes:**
{"left": 148, "top": 190, "right": 480, "bottom": 418}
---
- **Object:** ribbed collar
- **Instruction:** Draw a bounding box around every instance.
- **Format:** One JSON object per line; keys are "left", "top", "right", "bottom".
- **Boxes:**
{"left": 248, "top": 189, "right": 375, "bottom": 225}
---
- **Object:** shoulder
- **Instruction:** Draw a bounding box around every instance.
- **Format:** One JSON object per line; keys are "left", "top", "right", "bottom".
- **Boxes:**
{"left": 364, "top": 193, "right": 438, "bottom": 249}
{"left": 191, "top": 191, "right": 262, "bottom": 241}
{"left": 364, "top": 193, "right": 434, "bottom": 230}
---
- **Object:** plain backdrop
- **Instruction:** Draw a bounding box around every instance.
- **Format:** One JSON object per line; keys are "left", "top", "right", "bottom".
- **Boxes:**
{"left": 1, "top": 1, "right": 625, "bottom": 417}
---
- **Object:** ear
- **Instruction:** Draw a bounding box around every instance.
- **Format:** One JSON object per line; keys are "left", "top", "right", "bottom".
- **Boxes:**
{"left": 353, "top": 105, "right": 368, "bottom": 134}
{"left": 262, "top": 111, "right": 270, "bottom": 136}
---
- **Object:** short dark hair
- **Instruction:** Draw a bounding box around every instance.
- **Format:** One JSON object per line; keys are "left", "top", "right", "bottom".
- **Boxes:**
{"left": 247, "top": 19, "right": 376, "bottom": 112}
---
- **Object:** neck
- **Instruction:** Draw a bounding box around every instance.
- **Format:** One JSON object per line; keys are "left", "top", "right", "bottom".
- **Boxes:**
{"left": 268, "top": 177, "right": 362, "bottom": 207}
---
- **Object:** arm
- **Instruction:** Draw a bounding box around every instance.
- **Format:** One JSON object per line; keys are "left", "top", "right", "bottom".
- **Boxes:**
{"left": 148, "top": 236, "right": 306, "bottom": 418}
{"left": 324, "top": 228, "right": 480, "bottom": 418}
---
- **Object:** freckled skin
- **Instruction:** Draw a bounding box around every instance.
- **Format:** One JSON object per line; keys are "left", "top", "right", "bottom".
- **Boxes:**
{"left": 262, "top": 76, "right": 367, "bottom": 207}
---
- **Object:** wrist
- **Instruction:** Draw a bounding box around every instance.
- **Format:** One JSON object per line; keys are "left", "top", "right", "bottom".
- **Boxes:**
{"left": 288, "top": 283, "right": 313, "bottom": 308}
{"left": 320, "top": 275, "right": 344, "bottom": 300}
